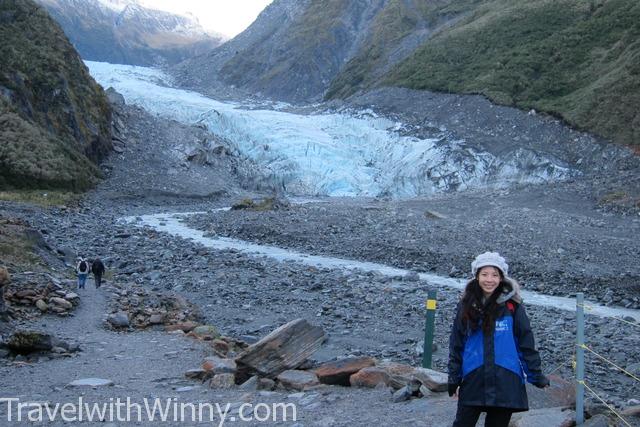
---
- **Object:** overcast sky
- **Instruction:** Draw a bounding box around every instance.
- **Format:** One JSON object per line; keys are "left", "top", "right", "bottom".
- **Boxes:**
{"left": 140, "top": 0, "right": 273, "bottom": 37}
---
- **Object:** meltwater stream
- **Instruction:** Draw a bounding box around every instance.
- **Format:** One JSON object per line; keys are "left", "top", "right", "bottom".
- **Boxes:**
{"left": 122, "top": 211, "right": 640, "bottom": 323}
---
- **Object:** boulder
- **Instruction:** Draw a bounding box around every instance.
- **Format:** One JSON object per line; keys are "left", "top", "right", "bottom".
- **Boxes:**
{"left": 149, "top": 314, "right": 164, "bottom": 324}
{"left": 166, "top": 321, "right": 199, "bottom": 333}
{"left": 235, "top": 319, "right": 325, "bottom": 380}
{"left": 35, "top": 299, "right": 48, "bottom": 312}
{"left": 107, "top": 311, "right": 130, "bottom": 328}
{"left": 6, "top": 331, "right": 54, "bottom": 353}
{"left": 509, "top": 407, "right": 575, "bottom": 427}
{"left": 581, "top": 414, "right": 611, "bottom": 427}
{"left": 277, "top": 370, "right": 320, "bottom": 391}
{"left": 314, "top": 357, "right": 376, "bottom": 386}
{"left": 49, "top": 297, "right": 72, "bottom": 310}
{"left": 349, "top": 367, "right": 404, "bottom": 389}
{"left": 622, "top": 405, "right": 640, "bottom": 418}
{"left": 190, "top": 325, "right": 220, "bottom": 340}
{"left": 411, "top": 367, "right": 448, "bottom": 392}
{"left": 528, "top": 374, "right": 575, "bottom": 409}
{"left": 0, "top": 267, "right": 10, "bottom": 286}
{"left": 208, "top": 373, "right": 236, "bottom": 389}
{"left": 202, "top": 356, "right": 237, "bottom": 374}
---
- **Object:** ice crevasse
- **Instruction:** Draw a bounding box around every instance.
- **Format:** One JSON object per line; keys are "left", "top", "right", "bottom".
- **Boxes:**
{"left": 87, "top": 61, "right": 575, "bottom": 198}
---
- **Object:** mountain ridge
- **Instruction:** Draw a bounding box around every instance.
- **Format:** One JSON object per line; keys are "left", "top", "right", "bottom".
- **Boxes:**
{"left": 36, "top": 0, "right": 225, "bottom": 66}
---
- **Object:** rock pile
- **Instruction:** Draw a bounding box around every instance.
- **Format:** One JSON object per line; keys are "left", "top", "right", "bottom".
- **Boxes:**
{"left": 105, "top": 283, "right": 203, "bottom": 330}
{"left": 184, "top": 318, "right": 448, "bottom": 401}
{"left": 231, "top": 196, "right": 290, "bottom": 211}
{"left": 0, "top": 330, "right": 80, "bottom": 361}
{"left": 3, "top": 273, "right": 79, "bottom": 318}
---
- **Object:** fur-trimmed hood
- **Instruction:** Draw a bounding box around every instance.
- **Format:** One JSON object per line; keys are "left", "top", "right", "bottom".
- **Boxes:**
{"left": 497, "top": 277, "right": 522, "bottom": 304}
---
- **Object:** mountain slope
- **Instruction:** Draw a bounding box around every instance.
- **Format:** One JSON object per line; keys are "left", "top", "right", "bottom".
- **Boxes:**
{"left": 175, "top": 0, "right": 639, "bottom": 147}
{"left": 218, "top": 0, "right": 384, "bottom": 101}
{"left": 174, "top": 0, "right": 386, "bottom": 102}
{"left": 382, "top": 0, "right": 640, "bottom": 146}
{"left": 0, "top": 0, "right": 111, "bottom": 190}
{"left": 325, "top": 0, "right": 477, "bottom": 99}
{"left": 36, "top": 0, "right": 225, "bottom": 66}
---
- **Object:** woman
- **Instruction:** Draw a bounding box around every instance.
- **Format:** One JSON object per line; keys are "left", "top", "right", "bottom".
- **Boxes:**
{"left": 448, "top": 252, "right": 549, "bottom": 427}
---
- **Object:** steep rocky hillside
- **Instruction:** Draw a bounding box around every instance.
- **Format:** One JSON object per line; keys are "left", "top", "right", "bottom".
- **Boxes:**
{"left": 37, "top": 0, "right": 225, "bottom": 66}
{"left": 0, "top": 0, "right": 111, "bottom": 190}
{"left": 325, "top": 0, "right": 477, "bottom": 99}
{"left": 174, "top": 0, "right": 386, "bottom": 102}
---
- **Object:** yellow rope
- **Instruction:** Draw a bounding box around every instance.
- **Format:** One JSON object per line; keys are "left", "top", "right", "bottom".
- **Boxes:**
{"left": 545, "top": 360, "right": 569, "bottom": 376}
{"left": 575, "top": 303, "right": 640, "bottom": 329}
{"left": 610, "top": 316, "right": 640, "bottom": 329}
{"left": 578, "top": 380, "right": 632, "bottom": 427}
{"left": 580, "top": 344, "right": 640, "bottom": 383}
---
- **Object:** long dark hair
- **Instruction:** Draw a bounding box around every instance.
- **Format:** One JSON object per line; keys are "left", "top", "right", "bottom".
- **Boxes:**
{"left": 461, "top": 277, "right": 508, "bottom": 334}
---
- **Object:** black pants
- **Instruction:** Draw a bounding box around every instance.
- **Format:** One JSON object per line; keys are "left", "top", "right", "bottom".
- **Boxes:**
{"left": 94, "top": 274, "right": 102, "bottom": 288}
{"left": 453, "top": 405, "right": 513, "bottom": 427}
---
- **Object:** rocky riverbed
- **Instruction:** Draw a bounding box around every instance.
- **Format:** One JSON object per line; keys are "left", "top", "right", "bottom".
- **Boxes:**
{"left": 1, "top": 98, "right": 639, "bottom": 426}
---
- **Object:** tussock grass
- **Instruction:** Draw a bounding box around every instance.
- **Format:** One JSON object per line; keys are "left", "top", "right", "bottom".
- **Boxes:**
{"left": 0, "top": 190, "right": 80, "bottom": 207}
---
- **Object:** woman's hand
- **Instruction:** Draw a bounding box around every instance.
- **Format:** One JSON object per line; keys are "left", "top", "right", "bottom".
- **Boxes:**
{"left": 534, "top": 375, "right": 550, "bottom": 389}
{"left": 448, "top": 383, "right": 459, "bottom": 397}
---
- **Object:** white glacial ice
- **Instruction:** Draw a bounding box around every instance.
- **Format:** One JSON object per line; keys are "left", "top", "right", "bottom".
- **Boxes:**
{"left": 87, "top": 61, "right": 575, "bottom": 198}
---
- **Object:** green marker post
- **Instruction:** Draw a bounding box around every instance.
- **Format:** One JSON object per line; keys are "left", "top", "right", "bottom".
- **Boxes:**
{"left": 422, "top": 290, "right": 437, "bottom": 369}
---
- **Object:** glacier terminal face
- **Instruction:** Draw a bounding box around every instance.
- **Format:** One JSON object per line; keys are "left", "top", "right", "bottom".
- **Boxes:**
{"left": 87, "top": 61, "right": 576, "bottom": 198}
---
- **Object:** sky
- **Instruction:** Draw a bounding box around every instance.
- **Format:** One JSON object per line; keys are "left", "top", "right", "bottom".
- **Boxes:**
{"left": 140, "top": 0, "right": 273, "bottom": 38}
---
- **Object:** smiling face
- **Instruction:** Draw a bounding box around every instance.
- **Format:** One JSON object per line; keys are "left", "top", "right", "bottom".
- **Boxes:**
{"left": 477, "top": 266, "right": 502, "bottom": 299}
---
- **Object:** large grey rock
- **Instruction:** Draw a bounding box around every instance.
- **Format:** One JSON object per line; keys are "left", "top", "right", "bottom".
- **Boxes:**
{"left": 277, "top": 370, "right": 320, "bottom": 391}
{"left": 202, "top": 356, "right": 236, "bottom": 374}
{"left": 6, "top": 331, "right": 54, "bottom": 353}
{"left": 235, "top": 319, "right": 325, "bottom": 380}
{"left": 581, "top": 414, "right": 611, "bottom": 427}
{"left": 509, "top": 407, "right": 575, "bottom": 427}
{"left": 108, "top": 312, "right": 130, "bottom": 328}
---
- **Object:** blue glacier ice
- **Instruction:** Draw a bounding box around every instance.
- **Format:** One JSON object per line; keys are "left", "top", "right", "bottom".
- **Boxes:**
{"left": 87, "top": 61, "right": 575, "bottom": 198}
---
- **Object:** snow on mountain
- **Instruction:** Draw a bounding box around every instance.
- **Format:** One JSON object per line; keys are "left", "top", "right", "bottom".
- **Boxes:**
{"left": 36, "top": 0, "right": 224, "bottom": 66}
{"left": 87, "top": 61, "right": 576, "bottom": 198}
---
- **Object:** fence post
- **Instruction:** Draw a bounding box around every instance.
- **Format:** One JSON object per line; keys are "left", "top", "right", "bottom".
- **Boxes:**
{"left": 422, "top": 290, "right": 437, "bottom": 369}
{"left": 576, "top": 292, "right": 585, "bottom": 425}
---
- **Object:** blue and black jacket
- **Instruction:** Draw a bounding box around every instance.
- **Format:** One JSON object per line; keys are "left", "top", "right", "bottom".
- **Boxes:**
{"left": 448, "top": 280, "right": 544, "bottom": 411}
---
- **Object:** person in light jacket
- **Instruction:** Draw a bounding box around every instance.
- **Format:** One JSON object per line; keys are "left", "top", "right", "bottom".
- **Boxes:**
{"left": 448, "top": 252, "right": 549, "bottom": 427}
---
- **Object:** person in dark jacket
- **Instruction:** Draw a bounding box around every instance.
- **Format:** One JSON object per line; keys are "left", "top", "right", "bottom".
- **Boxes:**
{"left": 448, "top": 252, "right": 549, "bottom": 427}
{"left": 91, "top": 258, "right": 105, "bottom": 289}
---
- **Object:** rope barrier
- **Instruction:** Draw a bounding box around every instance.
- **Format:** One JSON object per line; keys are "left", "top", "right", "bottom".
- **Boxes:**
{"left": 545, "top": 359, "right": 571, "bottom": 376}
{"left": 580, "top": 344, "right": 640, "bottom": 383}
{"left": 576, "top": 303, "right": 640, "bottom": 329}
{"left": 610, "top": 316, "right": 640, "bottom": 330}
{"left": 579, "top": 380, "right": 632, "bottom": 427}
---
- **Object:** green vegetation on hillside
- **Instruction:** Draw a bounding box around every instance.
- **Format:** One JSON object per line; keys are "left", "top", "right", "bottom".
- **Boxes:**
{"left": 0, "top": 0, "right": 111, "bottom": 190}
{"left": 326, "top": 0, "right": 480, "bottom": 99}
{"left": 382, "top": 0, "right": 640, "bottom": 146}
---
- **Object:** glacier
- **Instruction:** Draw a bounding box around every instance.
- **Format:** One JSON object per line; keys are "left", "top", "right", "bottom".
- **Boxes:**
{"left": 86, "top": 61, "right": 575, "bottom": 198}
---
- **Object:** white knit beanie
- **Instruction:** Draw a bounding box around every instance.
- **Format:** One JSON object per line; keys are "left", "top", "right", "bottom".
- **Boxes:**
{"left": 471, "top": 252, "right": 509, "bottom": 277}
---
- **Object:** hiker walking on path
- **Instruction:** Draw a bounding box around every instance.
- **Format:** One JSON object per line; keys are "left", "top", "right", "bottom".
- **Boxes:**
{"left": 448, "top": 252, "right": 549, "bottom": 427}
{"left": 91, "top": 258, "right": 105, "bottom": 288}
{"left": 76, "top": 257, "right": 89, "bottom": 290}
